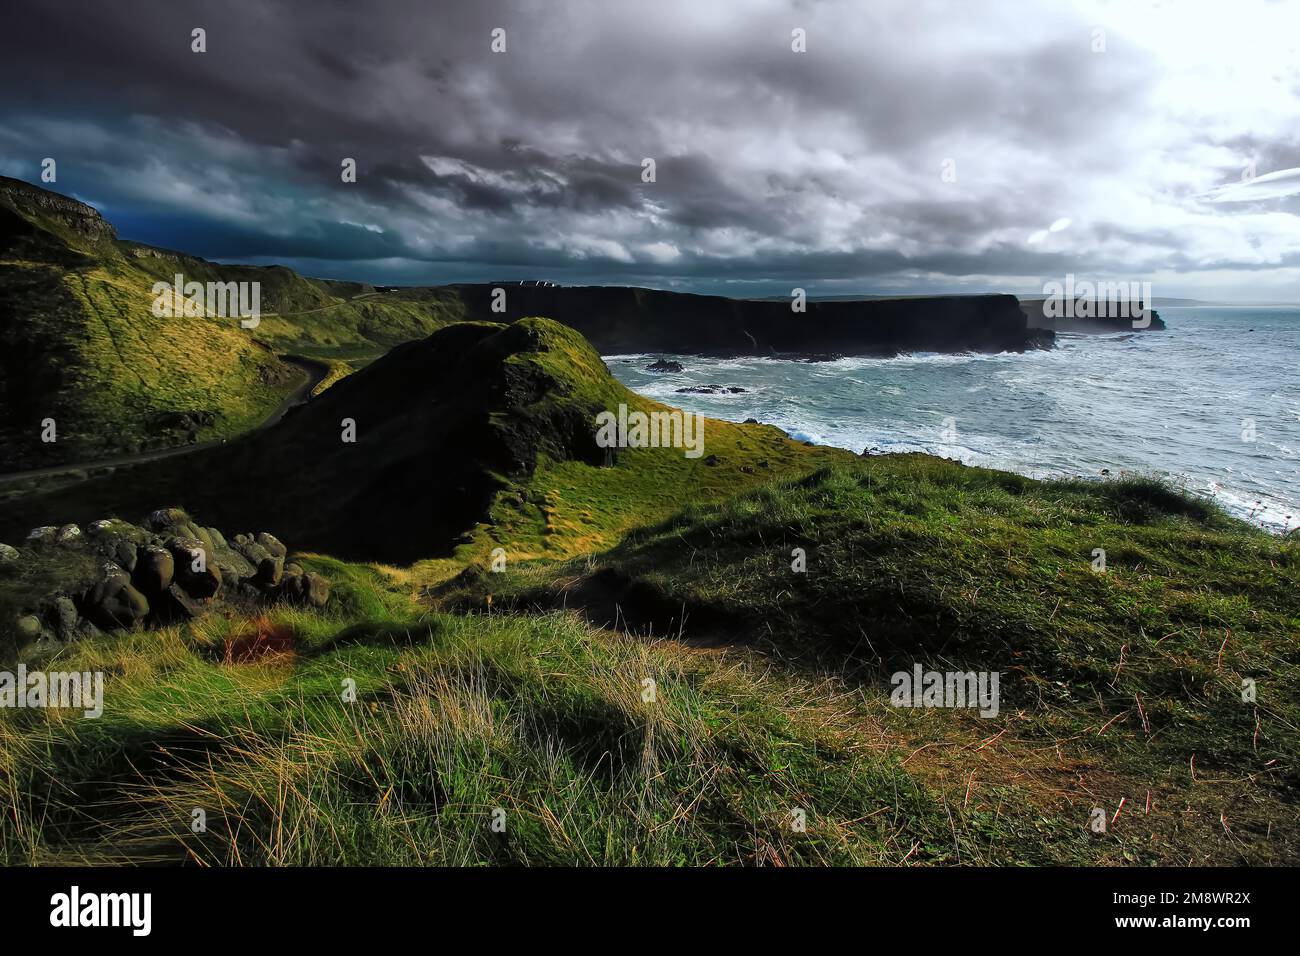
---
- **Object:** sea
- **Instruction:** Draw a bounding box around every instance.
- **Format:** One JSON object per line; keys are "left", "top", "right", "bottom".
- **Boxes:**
{"left": 607, "top": 307, "right": 1300, "bottom": 533}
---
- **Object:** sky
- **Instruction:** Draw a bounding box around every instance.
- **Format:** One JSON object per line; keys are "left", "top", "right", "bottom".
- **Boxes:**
{"left": 2, "top": 0, "right": 1299, "bottom": 300}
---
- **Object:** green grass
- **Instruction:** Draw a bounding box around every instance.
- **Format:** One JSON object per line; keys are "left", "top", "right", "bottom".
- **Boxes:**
{"left": 4, "top": 457, "right": 1295, "bottom": 865}
{"left": 430, "top": 457, "right": 1300, "bottom": 864}
{"left": 0, "top": 567, "right": 1195, "bottom": 867}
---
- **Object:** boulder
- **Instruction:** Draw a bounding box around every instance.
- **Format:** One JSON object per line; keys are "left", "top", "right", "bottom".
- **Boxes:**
{"left": 55, "top": 523, "right": 82, "bottom": 545}
{"left": 84, "top": 564, "right": 150, "bottom": 629}
{"left": 167, "top": 536, "right": 222, "bottom": 599}
{"left": 145, "top": 507, "right": 188, "bottom": 533}
{"left": 135, "top": 546, "right": 175, "bottom": 594}
{"left": 26, "top": 526, "right": 57, "bottom": 546}
{"left": 0, "top": 543, "right": 19, "bottom": 565}
{"left": 234, "top": 537, "right": 272, "bottom": 566}
{"left": 303, "top": 573, "right": 330, "bottom": 607}
{"left": 94, "top": 536, "right": 140, "bottom": 573}
{"left": 182, "top": 523, "right": 216, "bottom": 555}
{"left": 646, "top": 359, "right": 684, "bottom": 373}
{"left": 255, "top": 556, "right": 284, "bottom": 587}
{"left": 158, "top": 582, "right": 205, "bottom": 620}
{"left": 283, "top": 571, "right": 329, "bottom": 608}
{"left": 15, "top": 615, "right": 43, "bottom": 642}
{"left": 86, "top": 520, "right": 151, "bottom": 573}
{"left": 210, "top": 547, "right": 257, "bottom": 585}
{"left": 255, "top": 532, "right": 287, "bottom": 559}
{"left": 50, "top": 595, "right": 80, "bottom": 641}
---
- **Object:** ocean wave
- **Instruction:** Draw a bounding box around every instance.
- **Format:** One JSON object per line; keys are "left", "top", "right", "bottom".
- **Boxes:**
{"left": 609, "top": 309, "right": 1300, "bottom": 535}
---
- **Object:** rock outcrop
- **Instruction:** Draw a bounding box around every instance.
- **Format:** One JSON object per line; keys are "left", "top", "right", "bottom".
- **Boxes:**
{"left": 1021, "top": 298, "right": 1166, "bottom": 333}
{"left": 0, "top": 177, "right": 117, "bottom": 244}
{"left": 0, "top": 508, "right": 329, "bottom": 652}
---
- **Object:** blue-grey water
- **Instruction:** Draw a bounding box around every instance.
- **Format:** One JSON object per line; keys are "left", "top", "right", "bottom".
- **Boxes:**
{"left": 608, "top": 307, "right": 1300, "bottom": 532}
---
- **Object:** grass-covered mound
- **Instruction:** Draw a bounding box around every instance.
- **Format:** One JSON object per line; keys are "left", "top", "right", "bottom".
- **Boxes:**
{"left": 0, "top": 317, "right": 848, "bottom": 565}
{"left": 434, "top": 456, "right": 1300, "bottom": 862}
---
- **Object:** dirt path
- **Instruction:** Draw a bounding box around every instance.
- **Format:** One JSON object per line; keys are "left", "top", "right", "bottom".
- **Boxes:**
{"left": 0, "top": 355, "right": 328, "bottom": 487}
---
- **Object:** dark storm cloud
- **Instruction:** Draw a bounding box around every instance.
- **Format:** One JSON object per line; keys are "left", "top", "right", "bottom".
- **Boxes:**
{"left": 0, "top": 0, "right": 1297, "bottom": 297}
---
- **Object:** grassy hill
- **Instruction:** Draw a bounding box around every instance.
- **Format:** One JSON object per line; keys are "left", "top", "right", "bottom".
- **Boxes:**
{"left": 0, "top": 177, "right": 463, "bottom": 471}
{"left": 0, "top": 313, "right": 1295, "bottom": 866}
{"left": 0, "top": 317, "right": 847, "bottom": 564}
{"left": 437, "top": 457, "right": 1300, "bottom": 862}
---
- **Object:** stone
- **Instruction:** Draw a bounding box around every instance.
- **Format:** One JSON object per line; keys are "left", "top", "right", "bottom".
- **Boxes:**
{"left": 135, "top": 546, "right": 175, "bottom": 594}
{"left": 646, "top": 358, "right": 684, "bottom": 373}
{"left": 184, "top": 524, "right": 216, "bottom": 555}
{"left": 255, "top": 556, "right": 284, "bottom": 587}
{"left": 167, "top": 537, "right": 222, "bottom": 599}
{"left": 303, "top": 573, "right": 329, "bottom": 607}
{"left": 254, "top": 532, "right": 287, "bottom": 559}
{"left": 85, "top": 565, "right": 150, "bottom": 629}
{"left": 282, "top": 572, "right": 329, "bottom": 608}
{"left": 234, "top": 538, "right": 271, "bottom": 566}
{"left": 211, "top": 547, "right": 257, "bottom": 585}
{"left": 51, "top": 596, "right": 80, "bottom": 641}
{"left": 145, "top": 507, "right": 188, "bottom": 532}
{"left": 16, "top": 615, "right": 43, "bottom": 641}
{"left": 96, "top": 536, "right": 140, "bottom": 573}
{"left": 160, "top": 582, "right": 204, "bottom": 620}
{"left": 9, "top": 509, "right": 327, "bottom": 638}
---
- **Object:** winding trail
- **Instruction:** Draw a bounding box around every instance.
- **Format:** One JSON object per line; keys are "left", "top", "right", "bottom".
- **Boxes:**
{"left": 0, "top": 355, "right": 328, "bottom": 487}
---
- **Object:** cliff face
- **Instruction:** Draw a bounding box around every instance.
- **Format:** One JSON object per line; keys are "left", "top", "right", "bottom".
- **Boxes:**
{"left": 449, "top": 285, "right": 1051, "bottom": 357}
{"left": 0, "top": 177, "right": 117, "bottom": 246}
{"left": 1021, "top": 298, "right": 1166, "bottom": 333}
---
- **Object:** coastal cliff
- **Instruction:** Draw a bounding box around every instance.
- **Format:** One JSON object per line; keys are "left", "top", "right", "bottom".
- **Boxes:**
{"left": 449, "top": 284, "right": 1052, "bottom": 357}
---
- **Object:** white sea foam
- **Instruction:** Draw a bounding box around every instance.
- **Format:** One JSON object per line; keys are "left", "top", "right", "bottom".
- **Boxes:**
{"left": 608, "top": 307, "right": 1300, "bottom": 534}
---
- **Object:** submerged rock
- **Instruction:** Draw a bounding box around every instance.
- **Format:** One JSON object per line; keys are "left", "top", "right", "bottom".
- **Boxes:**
{"left": 646, "top": 358, "right": 684, "bottom": 373}
{"left": 675, "top": 384, "right": 746, "bottom": 394}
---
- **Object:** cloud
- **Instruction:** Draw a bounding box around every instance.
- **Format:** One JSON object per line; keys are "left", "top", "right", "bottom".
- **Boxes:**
{"left": 0, "top": 0, "right": 1297, "bottom": 298}
{"left": 1206, "top": 167, "right": 1300, "bottom": 203}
